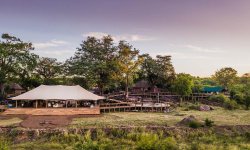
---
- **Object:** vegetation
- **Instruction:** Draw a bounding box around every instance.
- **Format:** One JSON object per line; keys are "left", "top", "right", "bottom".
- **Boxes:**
{"left": 173, "top": 73, "right": 194, "bottom": 104}
{"left": 0, "top": 127, "right": 250, "bottom": 150}
{"left": 212, "top": 67, "right": 238, "bottom": 89}
{"left": 0, "top": 34, "right": 37, "bottom": 97}
{"left": 70, "top": 107, "right": 250, "bottom": 128}
{"left": 139, "top": 54, "right": 175, "bottom": 90}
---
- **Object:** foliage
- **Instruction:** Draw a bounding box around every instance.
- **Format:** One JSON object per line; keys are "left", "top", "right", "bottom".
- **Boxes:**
{"left": 66, "top": 36, "right": 119, "bottom": 94}
{"left": 0, "top": 33, "right": 38, "bottom": 96}
{"left": 0, "top": 136, "right": 10, "bottom": 150}
{"left": 204, "top": 118, "right": 214, "bottom": 127}
{"left": 223, "top": 99, "right": 238, "bottom": 110}
{"left": 212, "top": 67, "right": 237, "bottom": 89}
{"left": 35, "top": 57, "right": 62, "bottom": 81}
{"left": 208, "top": 94, "right": 229, "bottom": 103}
{"left": 188, "top": 120, "right": 201, "bottom": 128}
{"left": 139, "top": 54, "right": 175, "bottom": 90}
{"left": 173, "top": 73, "right": 193, "bottom": 103}
{"left": 136, "top": 132, "right": 177, "bottom": 150}
{"left": 115, "top": 41, "right": 144, "bottom": 98}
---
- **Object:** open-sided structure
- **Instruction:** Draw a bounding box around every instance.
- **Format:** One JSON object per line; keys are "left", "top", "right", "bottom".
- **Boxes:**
{"left": 4, "top": 85, "right": 104, "bottom": 115}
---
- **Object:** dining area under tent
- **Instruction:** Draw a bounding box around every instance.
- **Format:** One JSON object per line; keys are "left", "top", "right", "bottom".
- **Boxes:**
{"left": 3, "top": 85, "right": 104, "bottom": 115}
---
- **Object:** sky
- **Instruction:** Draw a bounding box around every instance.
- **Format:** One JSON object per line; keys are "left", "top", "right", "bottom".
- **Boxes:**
{"left": 0, "top": 0, "right": 249, "bottom": 77}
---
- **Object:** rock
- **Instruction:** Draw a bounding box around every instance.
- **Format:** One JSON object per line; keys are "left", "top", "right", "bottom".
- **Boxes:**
{"left": 199, "top": 105, "right": 211, "bottom": 111}
{"left": 178, "top": 115, "right": 198, "bottom": 126}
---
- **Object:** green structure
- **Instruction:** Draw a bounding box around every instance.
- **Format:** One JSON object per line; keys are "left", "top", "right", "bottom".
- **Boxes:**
{"left": 202, "top": 86, "right": 224, "bottom": 93}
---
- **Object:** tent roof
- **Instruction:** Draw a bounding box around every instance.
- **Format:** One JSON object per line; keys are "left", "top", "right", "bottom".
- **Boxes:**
{"left": 202, "top": 86, "right": 224, "bottom": 93}
{"left": 11, "top": 85, "right": 104, "bottom": 101}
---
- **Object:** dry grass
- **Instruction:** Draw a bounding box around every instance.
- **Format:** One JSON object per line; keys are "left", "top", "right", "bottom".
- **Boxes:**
{"left": 0, "top": 117, "right": 23, "bottom": 127}
{"left": 71, "top": 107, "right": 250, "bottom": 128}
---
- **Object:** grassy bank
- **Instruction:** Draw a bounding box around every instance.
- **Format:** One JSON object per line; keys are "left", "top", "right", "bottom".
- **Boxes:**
{"left": 1, "top": 127, "right": 250, "bottom": 150}
{"left": 71, "top": 107, "right": 250, "bottom": 128}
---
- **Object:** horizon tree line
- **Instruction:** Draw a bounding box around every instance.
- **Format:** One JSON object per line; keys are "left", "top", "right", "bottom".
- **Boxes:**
{"left": 0, "top": 33, "right": 249, "bottom": 102}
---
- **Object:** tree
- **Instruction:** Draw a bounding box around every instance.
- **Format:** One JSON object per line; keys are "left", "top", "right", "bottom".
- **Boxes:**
{"left": 35, "top": 57, "right": 62, "bottom": 84}
{"left": 213, "top": 67, "right": 237, "bottom": 89}
{"left": 139, "top": 54, "right": 159, "bottom": 86}
{"left": 115, "top": 41, "right": 143, "bottom": 99}
{"left": 0, "top": 33, "right": 37, "bottom": 97}
{"left": 66, "top": 35, "right": 118, "bottom": 94}
{"left": 140, "top": 54, "right": 175, "bottom": 90}
{"left": 155, "top": 55, "right": 175, "bottom": 89}
{"left": 243, "top": 81, "right": 250, "bottom": 110}
{"left": 173, "top": 73, "right": 194, "bottom": 104}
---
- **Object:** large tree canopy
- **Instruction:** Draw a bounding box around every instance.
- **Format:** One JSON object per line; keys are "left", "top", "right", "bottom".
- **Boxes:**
{"left": 0, "top": 33, "right": 37, "bottom": 96}
{"left": 114, "top": 41, "right": 143, "bottom": 98}
{"left": 140, "top": 54, "right": 175, "bottom": 90}
{"left": 173, "top": 73, "right": 194, "bottom": 98}
{"left": 213, "top": 67, "right": 238, "bottom": 89}
{"left": 66, "top": 35, "right": 118, "bottom": 94}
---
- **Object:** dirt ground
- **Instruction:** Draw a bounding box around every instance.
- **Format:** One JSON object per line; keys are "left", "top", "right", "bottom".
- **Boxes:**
{"left": 20, "top": 116, "right": 72, "bottom": 129}
{"left": 0, "top": 114, "right": 101, "bottom": 129}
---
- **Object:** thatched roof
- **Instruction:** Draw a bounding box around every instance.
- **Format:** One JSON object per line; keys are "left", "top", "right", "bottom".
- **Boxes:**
{"left": 9, "top": 83, "right": 24, "bottom": 90}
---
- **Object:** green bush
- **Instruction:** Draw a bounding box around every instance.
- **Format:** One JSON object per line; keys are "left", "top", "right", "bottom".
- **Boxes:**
{"left": 189, "top": 121, "right": 201, "bottom": 129}
{"left": 204, "top": 118, "right": 214, "bottom": 127}
{"left": 223, "top": 99, "right": 238, "bottom": 110}
{"left": 0, "top": 137, "right": 10, "bottom": 150}
{"left": 244, "top": 96, "right": 250, "bottom": 110}
{"left": 233, "top": 94, "right": 244, "bottom": 104}
{"left": 136, "top": 133, "right": 177, "bottom": 150}
{"left": 208, "top": 94, "right": 228, "bottom": 103}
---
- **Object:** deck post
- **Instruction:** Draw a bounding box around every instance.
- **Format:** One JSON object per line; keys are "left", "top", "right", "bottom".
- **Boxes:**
{"left": 157, "top": 92, "right": 160, "bottom": 103}
{"left": 66, "top": 100, "right": 68, "bottom": 108}
{"left": 36, "top": 100, "right": 38, "bottom": 108}
{"left": 16, "top": 100, "right": 17, "bottom": 108}
{"left": 76, "top": 101, "right": 77, "bottom": 108}
{"left": 46, "top": 101, "right": 48, "bottom": 108}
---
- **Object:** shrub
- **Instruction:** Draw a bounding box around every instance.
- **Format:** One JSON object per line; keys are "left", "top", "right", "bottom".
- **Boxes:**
{"left": 204, "top": 118, "right": 214, "bottom": 127}
{"left": 245, "top": 132, "right": 250, "bottom": 141}
{"left": 233, "top": 94, "right": 244, "bottom": 104}
{"left": 136, "top": 133, "right": 159, "bottom": 150}
{"left": 244, "top": 96, "right": 250, "bottom": 110}
{"left": 159, "top": 137, "right": 178, "bottom": 150}
{"left": 188, "top": 104, "right": 199, "bottom": 110}
{"left": 135, "top": 133, "right": 178, "bottom": 150}
{"left": 223, "top": 99, "right": 238, "bottom": 110}
{"left": 189, "top": 121, "right": 201, "bottom": 129}
{"left": 0, "top": 136, "right": 10, "bottom": 150}
{"left": 209, "top": 94, "right": 228, "bottom": 104}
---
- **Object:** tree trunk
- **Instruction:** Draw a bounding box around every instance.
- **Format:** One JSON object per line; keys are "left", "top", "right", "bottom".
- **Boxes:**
{"left": 179, "top": 97, "right": 183, "bottom": 106}
{"left": 0, "top": 83, "right": 5, "bottom": 98}
{"left": 125, "top": 74, "right": 129, "bottom": 100}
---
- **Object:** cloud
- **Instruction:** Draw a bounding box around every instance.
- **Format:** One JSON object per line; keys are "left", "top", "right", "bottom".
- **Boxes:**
{"left": 184, "top": 45, "right": 224, "bottom": 53}
{"left": 34, "top": 40, "right": 69, "bottom": 49}
{"left": 150, "top": 51, "right": 214, "bottom": 60}
{"left": 83, "top": 32, "right": 155, "bottom": 42}
{"left": 33, "top": 49, "right": 75, "bottom": 61}
{"left": 168, "top": 44, "right": 224, "bottom": 53}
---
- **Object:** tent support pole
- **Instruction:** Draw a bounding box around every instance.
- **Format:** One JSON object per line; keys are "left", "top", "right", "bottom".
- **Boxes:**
{"left": 76, "top": 101, "right": 77, "bottom": 108}
{"left": 66, "top": 100, "right": 68, "bottom": 108}
{"left": 46, "top": 101, "right": 48, "bottom": 108}
{"left": 36, "top": 100, "right": 38, "bottom": 108}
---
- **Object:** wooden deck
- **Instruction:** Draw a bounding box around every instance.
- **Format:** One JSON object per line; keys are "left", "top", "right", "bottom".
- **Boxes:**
{"left": 2, "top": 107, "right": 100, "bottom": 115}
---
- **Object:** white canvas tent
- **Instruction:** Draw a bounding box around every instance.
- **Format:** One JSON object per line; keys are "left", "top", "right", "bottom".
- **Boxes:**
{"left": 11, "top": 85, "right": 104, "bottom": 101}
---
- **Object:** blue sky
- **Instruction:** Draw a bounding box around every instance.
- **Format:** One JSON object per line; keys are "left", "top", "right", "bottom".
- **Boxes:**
{"left": 0, "top": 0, "right": 249, "bottom": 76}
